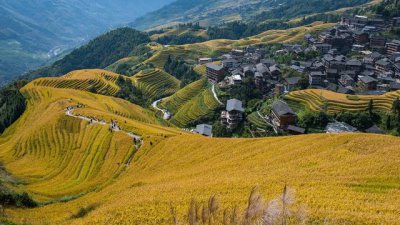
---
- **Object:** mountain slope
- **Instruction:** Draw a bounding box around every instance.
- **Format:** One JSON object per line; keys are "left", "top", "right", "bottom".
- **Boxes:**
{"left": 23, "top": 28, "right": 150, "bottom": 81}
{"left": 0, "top": 82, "right": 398, "bottom": 224}
{"left": 131, "top": 0, "right": 277, "bottom": 30}
{"left": 0, "top": 77, "right": 179, "bottom": 202}
{"left": 130, "top": 0, "right": 372, "bottom": 30}
{"left": 0, "top": 72, "right": 397, "bottom": 224}
{"left": 0, "top": 0, "right": 174, "bottom": 84}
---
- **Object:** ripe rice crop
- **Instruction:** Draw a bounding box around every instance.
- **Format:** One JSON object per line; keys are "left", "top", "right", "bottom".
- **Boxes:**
{"left": 285, "top": 89, "right": 400, "bottom": 113}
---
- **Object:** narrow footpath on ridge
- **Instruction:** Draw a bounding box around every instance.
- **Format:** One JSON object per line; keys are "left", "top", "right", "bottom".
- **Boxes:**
{"left": 65, "top": 106, "right": 143, "bottom": 158}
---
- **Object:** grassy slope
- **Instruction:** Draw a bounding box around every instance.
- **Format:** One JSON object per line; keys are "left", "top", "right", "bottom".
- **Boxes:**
{"left": 5, "top": 132, "right": 400, "bottom": 224}
{"left": 285, "top": 89, "right": 400, "bottom": 113}
{"left": 150, "top": 28, "right": 209, "bottom": 40}
{"left": 32, "top": 68, "right": 181, "bottom": 104}
{"left": 32, "top": 69, "right": 121, "bottom": 96}
{"left": 133, "top": 69, "right": 181, "bottom": 101}
{"left": 160, "top": 77, "right": 220, "bottom": 127}
{"left": 144, "top": 22, "right": 335, "bottom": 70}
{"left": 0, "top": 77, "right": 398, "bottom": 224}
{"left": 0, "top": 80, "right": 181, "bottom": 203}
{"left": 160, "top": 78, "right": 209, "bottom": 113}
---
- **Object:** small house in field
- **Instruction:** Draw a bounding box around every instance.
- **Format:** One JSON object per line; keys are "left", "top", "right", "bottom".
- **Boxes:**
{"left": 271, "top": 100, "right": 297, "bottom": 131}
{"left": 194, "top": 124, "right": 213, "bottom": 137}
{"left": 365, "top": 125, "right": 385, "bottom": 134}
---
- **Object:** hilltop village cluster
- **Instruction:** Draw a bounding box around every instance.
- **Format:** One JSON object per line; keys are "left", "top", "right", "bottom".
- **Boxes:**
{"left": 195, "top": 15, "right": 400, "bottom": 137}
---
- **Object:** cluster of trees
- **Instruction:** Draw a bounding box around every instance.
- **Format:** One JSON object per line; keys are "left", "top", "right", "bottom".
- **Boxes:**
{"left": 206, "top": 13, "right": 340, "bottom": 40}
{"left": 0, "top": 190, "right": 37, "bottom": 208}
{"left": 0, "top": 161, "right": 37, "bottom": 208}
{"left": 156, "top": 34, "right": 207, "bottom": 45}
{"left": 296, "top": 98, "right": 400, "bottom": 134}
{"left": 0, "top": 81, "right": 27, "bottom": 134}
{"left": 227, "top": 77, "right": 262, "bottom": 105}
{"left": 23, "top": 28, "right": 151, "bottom": 81}
{"left": 205, "top": 0, "right": 366, "bottom": 41}
{"left": 115, "top": 76, "right": 146, "bottom": 106}
{"left": 152, "top": 0, "right": 358, "bottom": 45}
{"left": 373, "top": 0, "right": 400, "bottom": 18}
{"left": 255, "top": 0, "right": 369, "bottom": 21}
{"left": 115, "top": 44, "right": 155, "bottom": 76}
{"left": 164, "top": 55, "right": 200, "bottom": 87}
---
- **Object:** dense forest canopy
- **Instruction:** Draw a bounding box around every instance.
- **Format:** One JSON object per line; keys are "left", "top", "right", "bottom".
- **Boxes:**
{"left": 22, "top": 28, "right": 151, "bottom": 81}
{"left": 0, "top": 80, "right": 27, "bottom": 134}
{"left": 164, "top": 55, "right": 200, "bottom": 87}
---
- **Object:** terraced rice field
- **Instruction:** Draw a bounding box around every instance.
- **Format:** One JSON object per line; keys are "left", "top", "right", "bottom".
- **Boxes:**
{"left": 160, "top": 78, "right": 208, "bottom": 113}
{"left": 5, "top": 131, "right": 400, "bottom": 225}
{"left": 159, "top": 78, "right": 221, "bottom": 127}
{"left": 133, "top": 69, "right": 180, "bottom": 101}
{"left": 169, "top": 88, "right": 221, "bottom": 127}
{"left": 150, "top": 28, "right": 208, "bottom": 40}
{"left": 285, "top": 89, "right": 400, "bottom": 113}
{"left": 145, "top": 46, "right": 204, "bottom": 68}
{"left": 0, "top": 81, "right": 180, "bottom": 203}
{"left": 247, "top": 112, "right": 268, "bottom": 129}
{"left": 32, "top": 69, "right": 121, "bottom": 96}
{"left": 0, "top": 77, "right": 399, "bottom": 224}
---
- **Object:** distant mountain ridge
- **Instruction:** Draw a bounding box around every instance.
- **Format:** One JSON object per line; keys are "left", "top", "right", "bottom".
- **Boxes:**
{"left": 0, "top": 0, "right": 173, "bottom": 85}
{"left": 131, "top": 0, "right": 277, "bottom": 30}
{"left": 130, "top": 0, "right": 372, "bottom": 30}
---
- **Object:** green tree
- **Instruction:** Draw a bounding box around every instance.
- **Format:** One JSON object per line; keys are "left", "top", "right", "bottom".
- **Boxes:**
{"left": 368, "top": 99, "right": 374, "bottom": 115}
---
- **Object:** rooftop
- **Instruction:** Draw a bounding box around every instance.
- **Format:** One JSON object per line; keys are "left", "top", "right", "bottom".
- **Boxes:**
{"left": 285, "top": 77, "right": 301, "bottom": 85}
{"left": 272, "top": 100, "right": 296, "bottom": 117}
{"left": 359, "top": 76, "right": 377, "bottom": 84}
{"left": 206, "top": 63, "right": 223, "bottom": 71}
{"left": 195, "top": 124, "right": 213, "bottom": 137}
{"left": 226, "top": 99, "right": 244, "bottom": 112}
{"left": 287, "top": 125, "right": 306, "bottom": 134}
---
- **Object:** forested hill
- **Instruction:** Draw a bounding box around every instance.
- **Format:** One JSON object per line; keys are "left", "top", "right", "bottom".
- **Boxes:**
{"left": 131, "top": 0, "right": 371, "bottom": 30}
{"left": 23, "top": 28, "right": 151, "bottom": 81}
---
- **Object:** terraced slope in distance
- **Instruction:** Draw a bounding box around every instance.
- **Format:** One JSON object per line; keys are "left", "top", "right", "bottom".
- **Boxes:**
{"left": 159, "top": 78, "right": 221, "bottom": 127}
{"left": 133, "top": 68, "right": 180, "bottom": 102}
{"left": 285, "top": 89, "right": 400, "bottom": 113}
{"left": 5, "top": 133, "right": 400, "bottom": 225}
{"left": 160, "top": 78, "right": 208, "bottom": 113}
{"left": 140, "top": 22, "right": 335, "bottom": 72}
{"left": 168, "top": 88, "right": 221, "bottom": 127}
{"left": 32, "top": 69, "right": 121, "bottom": 96}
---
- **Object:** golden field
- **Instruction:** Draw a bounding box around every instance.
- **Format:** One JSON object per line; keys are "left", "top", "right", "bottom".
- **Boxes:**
{"left": 285, "top": 89, "right": 400, "bottom": 113}
{"left": 0, "top": 76, "right": 399, "bottom": 224}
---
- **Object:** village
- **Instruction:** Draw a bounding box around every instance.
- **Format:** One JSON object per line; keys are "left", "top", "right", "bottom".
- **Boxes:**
{"left": 194, "top": 15, "right": 400, "bottom": 137}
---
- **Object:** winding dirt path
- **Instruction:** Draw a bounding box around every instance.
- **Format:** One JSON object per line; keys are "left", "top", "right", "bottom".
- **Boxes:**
{"left": 151, "top": 98, "right": 171, "bottom": 120}
{"left": 65, "top": 106, "right": 142, "bottom": 142}
{"left": 211, "top": 84, "right": 223, "bottom": 105}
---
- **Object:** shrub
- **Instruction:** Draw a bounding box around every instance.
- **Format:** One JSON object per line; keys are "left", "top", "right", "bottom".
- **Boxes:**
{"left": 71, "top": 204, "right": 97, "bottom": 219}
{"left": 0, "top": 190, "right": 37, "bottom": 208}
{"left": 346, "top": 95, "right": 360, "bottom": 101}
